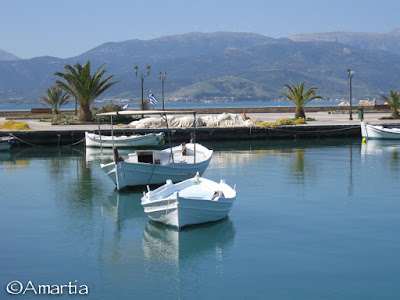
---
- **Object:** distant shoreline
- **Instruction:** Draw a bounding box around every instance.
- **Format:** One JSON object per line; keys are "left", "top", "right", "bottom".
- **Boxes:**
{"left": 0, "top": 105, "right": 390, "bottom": 118}
{"left": 0, "top": 100, "right": 347, "bottom": 112}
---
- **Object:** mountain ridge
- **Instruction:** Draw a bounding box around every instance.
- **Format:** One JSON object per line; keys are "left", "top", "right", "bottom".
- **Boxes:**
{"left": 2, "top": 30, "right": 400, "bottom": 105}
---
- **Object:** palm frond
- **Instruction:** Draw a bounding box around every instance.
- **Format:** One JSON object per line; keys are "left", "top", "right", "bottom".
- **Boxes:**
{"left": 53, "top": 61, "right": 119, "bottom": 120}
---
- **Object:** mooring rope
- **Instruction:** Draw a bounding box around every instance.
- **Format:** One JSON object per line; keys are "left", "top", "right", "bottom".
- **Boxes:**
{"left": 8, "top": 133, "right": 85, "bottom": 147}
{"left": 62, "top": 138, "right": 85, "bottom": 147}
{"left": 8, "top": 133, "right": 42, "bottom": 147}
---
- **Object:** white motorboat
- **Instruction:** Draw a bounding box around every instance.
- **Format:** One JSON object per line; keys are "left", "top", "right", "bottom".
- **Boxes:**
{"left": 0, "top": 136, "right": 14, "bottom": 151}
{"left": 85, "top": 131, "right": 164, "bottom": 148}
{"left": 361, "top": 121, "right": 400, "bottom": 139}
{"left": 101, "top": 143, "right": 213, "bottom": 189}
{"left": 141, "top": 173, "right": 236, "bottom": 229}
{"left": 97, "top": 110, "right": 213, "bottom": 190}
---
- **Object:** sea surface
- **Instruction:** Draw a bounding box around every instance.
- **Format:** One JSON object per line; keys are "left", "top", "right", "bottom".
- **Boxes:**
{"left": 1, "top": 139, "right": 400, "bottom": 299}
{"left": 0, "top": 100, "right": 344, "bottom": 111}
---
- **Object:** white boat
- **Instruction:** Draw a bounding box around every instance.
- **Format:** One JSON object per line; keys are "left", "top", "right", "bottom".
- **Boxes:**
{"left": 141, "top": 173, "right": 236, "bottom": 229}
{"left": 0, "top": 136, "right": 14, "bottom": 151}
{"left": 101, "top": 143, "right": 213, "bottom": 189}
{"left": 85, "top": 131, "right": 164, "bottom": 148}
{"left": 97, "top": 110, "right": 213, "bottom": 190}
{"left": 361, "top": 121, "right": 400, "bottom": 139}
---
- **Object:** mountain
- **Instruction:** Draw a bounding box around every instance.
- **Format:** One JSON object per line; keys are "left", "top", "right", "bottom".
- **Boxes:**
{"left": 0, "top": 49, "right": 21, "bottom": 61}
{"left": 1, "top": 30, "right": 400, "bottom": 105}
{"left": 290, "top": 28, "right": 400, "bottom": 56}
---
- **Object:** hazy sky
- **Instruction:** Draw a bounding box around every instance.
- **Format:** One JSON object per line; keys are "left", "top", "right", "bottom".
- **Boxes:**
{"left": 1, "top": 0, "right": 399, "bottom": 59}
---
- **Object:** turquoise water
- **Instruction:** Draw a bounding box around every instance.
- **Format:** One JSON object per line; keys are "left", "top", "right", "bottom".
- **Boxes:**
{"left": 0, "top": 100, "right": 343, "bottom": 111}
{"left": 1, "top": 139, "right": 400, "bottom": 299}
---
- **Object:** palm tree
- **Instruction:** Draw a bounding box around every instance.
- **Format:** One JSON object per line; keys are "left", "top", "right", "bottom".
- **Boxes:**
{"left": 54, "top": 61, "right": 118, "bottom": 121}
{"left": 281, "top": 82, "right": 322, "bottom": 119}
{"left": 40, "top": 86, "right": 71, "bottom": 114}
{"left": 380, "top": 90, "right": 400, "bottom": 119}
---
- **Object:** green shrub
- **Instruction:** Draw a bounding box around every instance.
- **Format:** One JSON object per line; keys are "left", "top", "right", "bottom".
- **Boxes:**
{"left": 52, "top": 114, "right": 79, "bottom": 125}
{"left": 92, "top": 104, "right": 135, "bottom": 123}
{"left": 259, "top": 121, "right": 277, "bottom": 128}
{"left": 276, "top": 118, "right": 294, "bottom": 126}
{"left": 294, "top": 118, "right": 307, "bottom": 124}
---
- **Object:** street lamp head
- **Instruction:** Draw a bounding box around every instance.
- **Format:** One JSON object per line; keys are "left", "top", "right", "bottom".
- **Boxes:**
{"left": 163, "top": 71, "right": 167, "bottom": 79}
{"left": 134, "top": 65, "right": 138, "bottom": 76}
{"left": 146, "top": 65, "right": 151, "bottom": 75}
{"left": 347, "top": 69, "right": 354, "bottom": 78}
{"left": 159, "top": 72, "right": 162, "bottom": 79}
{"left": 159, "top": 71, "right": 167, "bottom": 80}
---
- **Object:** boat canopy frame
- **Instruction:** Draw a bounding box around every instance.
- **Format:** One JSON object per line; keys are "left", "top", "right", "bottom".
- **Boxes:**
{"left": 95, "top": 110, "right": 198, "bottom": 163}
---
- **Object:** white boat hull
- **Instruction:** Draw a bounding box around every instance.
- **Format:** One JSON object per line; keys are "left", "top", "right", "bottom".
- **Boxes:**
{"left": 101, "top": 143, "right": 213, "bottom": 189}
{"left": 85, "top": 132, "right": 164, "bottom": 148}
{"left": 143, "top": 196, "right": 235, "bottom": 228}
{"left": 361, "top": 122, "right": 400, "bottom": 139}
{"left": 141, "top": 175, "right": 236, "bottom": 229}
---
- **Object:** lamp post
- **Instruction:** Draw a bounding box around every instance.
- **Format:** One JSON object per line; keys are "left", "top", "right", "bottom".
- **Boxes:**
{"left": 347, "top": 68, "right": 354, "bottom": 120}
{"left": 159, "top": 71, "right": 167, "bottom": 111}
{"left": 134, "top": 65, "right": 151, "bottom": 110}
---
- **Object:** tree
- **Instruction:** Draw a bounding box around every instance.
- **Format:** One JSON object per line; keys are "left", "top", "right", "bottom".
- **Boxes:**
{"left": 380, "top": 90, "right": 400, "bottom": 119}
{"left": 54, "top": 61, "right": 118, "bottom": 121}
{"left": 40, "top": 86, "right": 71, "bottom": 114}
{"left": 281, "top": 82, "right": 322, "bottom": 119}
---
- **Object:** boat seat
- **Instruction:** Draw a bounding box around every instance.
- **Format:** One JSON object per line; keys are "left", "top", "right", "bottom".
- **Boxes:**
{"left": 178, "top": 185, "right": 215, "bottom": 200}
{"left": 211, "top": 191, "right": 224, "bottom": 200}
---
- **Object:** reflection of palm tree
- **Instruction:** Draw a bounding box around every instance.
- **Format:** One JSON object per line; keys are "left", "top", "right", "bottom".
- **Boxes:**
{"left": 62, "top": 156, "right": 96, "bottom": 213}
{"left": 391, "top": 150, "right": 400, "bottom": 172}
{"left": 291, "top": 148, "right": 305, "bottom": 183}
{"left": 281, "top": 82, "right": 322, "bottom": 119}
{"left": 75, "top": 156, "right": 94, "bottom": 201}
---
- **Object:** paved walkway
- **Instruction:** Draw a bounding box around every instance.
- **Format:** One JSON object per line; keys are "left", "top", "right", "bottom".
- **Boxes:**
{"left": 1, "top": 111, "right": 400, "bottom": 132}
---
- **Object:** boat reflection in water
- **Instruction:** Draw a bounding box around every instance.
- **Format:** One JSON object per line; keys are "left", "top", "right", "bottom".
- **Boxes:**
{"left": 0, "top": 151, "right": 12, "bottom": 163}
{"left": 361, "top": 140, "right": 400, "bottom": 156}
{"left": 85, "top": 147, "right": 132, "bottom": 165}
{"left": 142, "top": 218, "right": 236, "bottom": 262}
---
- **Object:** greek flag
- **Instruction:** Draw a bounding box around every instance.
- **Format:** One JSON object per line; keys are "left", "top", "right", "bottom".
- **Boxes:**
{"left": 149, "top": 91, "right": 158, "bottom": 106}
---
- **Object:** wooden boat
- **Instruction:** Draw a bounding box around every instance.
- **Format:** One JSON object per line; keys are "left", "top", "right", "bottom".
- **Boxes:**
{"left": 101, "top": 143, "right": 212, "bottom": 189}
{"left": 361, "top": 121, "right": 400, "bottom": 139}
{"left": 97, "top": 110, "right": 213, "bottom": 190}
{"left": 141, "top": 173, "right": 236, "bottom": 229}
{"left": 85, "top": 131, "right": 164, "bottom": 148}
{"left": 0, "top": 136, "right": 14, "bottom": 151}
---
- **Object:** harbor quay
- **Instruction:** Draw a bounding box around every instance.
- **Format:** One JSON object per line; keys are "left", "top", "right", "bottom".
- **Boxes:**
{"left": 1, "top": 106, "right": 399, "bottom": 146}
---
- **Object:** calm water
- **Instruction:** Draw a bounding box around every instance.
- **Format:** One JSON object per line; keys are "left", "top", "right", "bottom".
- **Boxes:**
{"left": 1, "top": 139, "right": 400, "bottom": 299}
{"left": 0, "top": 100, "right": 343, "bottom": 111}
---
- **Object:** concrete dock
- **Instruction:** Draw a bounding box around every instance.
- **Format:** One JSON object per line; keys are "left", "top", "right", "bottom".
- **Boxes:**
{"left": 1, "top": 110, "right": 400, "bottom": 146}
